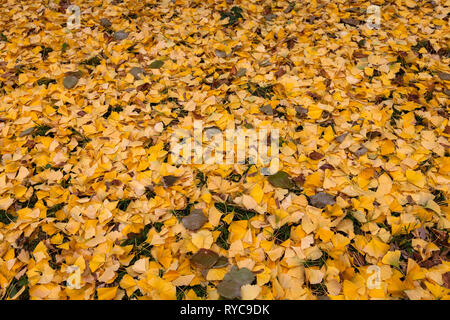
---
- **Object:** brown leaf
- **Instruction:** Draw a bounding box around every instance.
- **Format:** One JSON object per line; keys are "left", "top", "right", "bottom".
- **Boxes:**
{"left": 58, "top": 0, "right": 71, "bottom": 13}
{"left": 23, "top": 139, "right": 36, "bottom": 149}
{"left": 308, "top": 151, "right": 324, "bottom": 160}
{"left": 419, "top": 251, "right": 442, "bottom": 268}
{"left": 349, "top": 248, "right": 366, "bottom": 267}
{"left": 295, "top": 106, "right": 308, "bottom": 119}
{"left": 182, "top": 209, "right": 208, "bottom": 231}
{"left": 137, "top": 83, "right": 151, "bottom": 91}
{"left": 407, "top": 94, "right": 420, "bottom": 102}
{"left": 319, "top": 164, "right": 335, "bottom": 170}
{"left": 223, "top": 266, "right": 255, "bottom": 285}
{"left": 274, "top": 68, "right": 286, "bottom": 78}
{"left": 443, "top": 272, "right": 450, "bottom": 289}
{"left": 354, "top": 146, "right": 368, "bottom": 157}
{"left": 309, "top": 192, "right": 336, "bottom": 208}
{"left": 136, "top": 53, "right": 146, "bottom": 63}
{"left": 307, "top": 91, "right": 321, "bottom": 101}
{"left": 335, "top": 133, "right": 348, "bottom": 143}
{"left": 162, "top": 175, "right": 179, "bottom": 187}
{"left": 133, "top": 99, "right": 145, "bottom": 108}
{"left": 217, "top": 279, "right": 241, "bottom": 299}
{"left": 340, "top": 18, "right": 362, "bottom": 26}
{"left": 292, "top": 174, "right": 305, "bottom": 187}
{"left": 284, "top": 37, "right": 297, "bottom": 50}
{"left": 229, "top": 65, "right": 237, "bottom": 78}
{"left": 190, "top": 249, "right": 219, "bottom": 269}
{"left": 62, "top": 76, "right": 79, "bottom": 89}
{"left": 111, "top": 179, "right": 122, "bottom": 186}
{"left": 211, "top": 256, "right": 229, "bottom": 269}
{"left": 100, "top": 18, "right": 112, "bottom": 28}
{"left": 259, "top": 105, "right": 273, "bottom": 115}
{"left": 437, "top": 72, "right": 450, "bottom": 81}
{"left": 366, "top": 131, "right": 382, "bottom": 139}
{"left": 268, "top": 171, "right": 294, "bottom": 189}
{"left": 353, "top": 51, "right": 368, "bottom": 59}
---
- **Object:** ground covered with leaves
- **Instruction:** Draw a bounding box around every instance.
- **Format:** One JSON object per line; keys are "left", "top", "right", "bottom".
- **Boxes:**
{"left": 0, "top": 0, "right": 449, "bottom": 300}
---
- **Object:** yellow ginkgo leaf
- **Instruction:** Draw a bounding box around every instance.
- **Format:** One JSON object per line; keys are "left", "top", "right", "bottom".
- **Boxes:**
{"left": 405, "top": 170, "right": 425, "bottom": 188}
{"left": 97, "top": 287, "right": 118, "bottom": 300}
{"left": 241, "top": 284, "right": 262, "bottom": 300}
{"left": 382, "top": 250, "right": 401, "bottom": 267}
{"left": 363, "top": 238, "right": 390, "bottom": 259}
{"left": 250, "top": 184, "right": 264, "bottom": 203}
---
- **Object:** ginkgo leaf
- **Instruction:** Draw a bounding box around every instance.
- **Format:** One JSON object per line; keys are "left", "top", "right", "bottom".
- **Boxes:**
{"left": 240, "top": 284, "right": 261, "bottom": 300}
{"left": 363, "top": 238, "right": 390, "bottom": 259}
{"left": 406, "top": 170, "right": 426, "bottom": 188}
{"left": 0, "top": 0, "right": 448, "bottom": 302}
{"left": 382, "top": 250, "right": 401, "bottom": 267}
